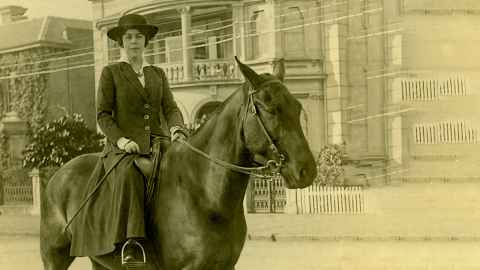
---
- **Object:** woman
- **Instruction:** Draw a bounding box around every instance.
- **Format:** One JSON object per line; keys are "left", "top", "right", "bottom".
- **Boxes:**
{"left": 69, "top": 14, "right": 187, "bottom": 264}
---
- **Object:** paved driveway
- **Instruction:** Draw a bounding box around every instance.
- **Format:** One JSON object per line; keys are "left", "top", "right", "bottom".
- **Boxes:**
{"left": 2, "top": 235, "right": 480, "bottom": 270}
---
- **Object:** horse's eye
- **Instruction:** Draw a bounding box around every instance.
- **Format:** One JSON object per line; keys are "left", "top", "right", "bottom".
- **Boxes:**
{"left": 254, "top": 101, "right": 276, "bottom": 115}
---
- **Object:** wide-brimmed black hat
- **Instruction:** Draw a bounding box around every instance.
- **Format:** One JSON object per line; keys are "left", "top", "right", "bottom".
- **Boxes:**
{"left": 107, "top": 14, "right": 158, "bottom": 41}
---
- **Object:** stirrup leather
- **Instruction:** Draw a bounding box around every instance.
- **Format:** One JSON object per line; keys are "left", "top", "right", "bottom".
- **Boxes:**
{"left": 121, "top": 239, "right": 146, "bottom": 268}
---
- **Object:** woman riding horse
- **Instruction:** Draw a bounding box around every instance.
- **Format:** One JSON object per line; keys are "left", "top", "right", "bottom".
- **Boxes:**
{"left": 68, "top": 14, "right": 187, "bottom": 265}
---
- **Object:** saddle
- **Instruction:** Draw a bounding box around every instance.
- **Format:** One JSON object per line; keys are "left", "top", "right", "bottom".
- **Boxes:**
{"left": 133, "top": 157, "right": 154, "bottom": 179}
{"left": 133, "top": 139, "right": 163, "bottom": 205}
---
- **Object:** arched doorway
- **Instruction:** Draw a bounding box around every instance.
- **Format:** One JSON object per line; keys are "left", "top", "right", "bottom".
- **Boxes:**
{"left": 193, "top": 101, "right": 222, "bottom": 130}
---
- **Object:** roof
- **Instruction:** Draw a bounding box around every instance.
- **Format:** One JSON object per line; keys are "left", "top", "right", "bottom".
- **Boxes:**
{"left": 0, "top": 16, "right": 92, "bottom": 53}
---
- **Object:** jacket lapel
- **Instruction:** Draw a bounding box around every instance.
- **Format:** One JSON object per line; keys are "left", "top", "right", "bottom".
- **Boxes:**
{"left": 119, "top": 63, "right": 149, "bottom": 101}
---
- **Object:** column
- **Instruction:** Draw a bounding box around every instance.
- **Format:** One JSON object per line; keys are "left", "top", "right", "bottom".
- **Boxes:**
{"left": 208, "top": 36, "right": 218, "bottom": 60}
{"left": 94, "top": 27, "right": 110, "bottom": 133}
{"left": 0, "top": 111, "right": 28, "bottom": 161}
{"left": 284, "top": 189, "right": 298, "bottom": 214}
{"left": 153, "top": 39, "right": 161, "bottom": 65}
{"left": 324, "top": 2, "right": 349, "bottom": 146}
{"left": 265, "top": 0, "right": 280, "bottom": 59}
{"left": 232, "top": 3, "right": 245, "bottom": 59}
{"left": 180, "top": 6, "right": 193, "bottom": 82}
{"left": 232, "top": 3, "right": 245, "bottom": 79}
{"left": 29, "top": 168, "right": 40, "bottom": 215}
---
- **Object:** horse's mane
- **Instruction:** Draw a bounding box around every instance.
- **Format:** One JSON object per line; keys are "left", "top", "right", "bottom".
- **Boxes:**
{"left": 190, "top": 73, "right": 278, "bottom": 137}
{"left": 189, "top": 87, "right": 241, "bottom": 137}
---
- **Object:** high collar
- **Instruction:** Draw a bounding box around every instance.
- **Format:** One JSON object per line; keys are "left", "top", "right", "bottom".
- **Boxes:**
{"left": 119, "top": 50, "right": 151, "bottom": 70}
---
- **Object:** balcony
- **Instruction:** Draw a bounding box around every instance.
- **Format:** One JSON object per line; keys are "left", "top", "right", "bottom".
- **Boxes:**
{"left": 159, "top": 58, "right": 239, "bottom": 84}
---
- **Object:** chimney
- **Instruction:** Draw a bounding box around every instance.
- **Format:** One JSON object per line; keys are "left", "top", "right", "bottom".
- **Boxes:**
{"left": 0, "top": 5, "right": 28, "bottom": 25}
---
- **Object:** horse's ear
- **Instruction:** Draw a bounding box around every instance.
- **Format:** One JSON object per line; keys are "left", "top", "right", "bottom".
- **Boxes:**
{"left": 235, "top": 56, "right": 264, "bottom": 89}
{"left": 273, "top": 58, "right": 285, "bottom": 82}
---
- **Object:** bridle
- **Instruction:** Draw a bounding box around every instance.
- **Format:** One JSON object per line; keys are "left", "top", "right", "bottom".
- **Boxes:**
{"left": 242, "top": 80, "right": 286, "bottom": 171}
{"left": 177, "top": 79, "right": 286, "bottom": 178}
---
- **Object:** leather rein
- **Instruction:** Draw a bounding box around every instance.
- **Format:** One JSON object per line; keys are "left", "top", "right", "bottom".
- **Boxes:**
{"left": 178, "top": 80, "right": 286, "bottom": 178}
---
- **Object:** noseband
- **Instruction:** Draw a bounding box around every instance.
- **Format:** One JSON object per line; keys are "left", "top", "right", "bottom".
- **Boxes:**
{"left": 177, "top": 80, "right": 286, "bottom": 178}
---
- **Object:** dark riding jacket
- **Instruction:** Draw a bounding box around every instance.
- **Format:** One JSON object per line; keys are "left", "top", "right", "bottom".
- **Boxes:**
{"left": 97, "top": 62, "right": 184, "bottom": 154}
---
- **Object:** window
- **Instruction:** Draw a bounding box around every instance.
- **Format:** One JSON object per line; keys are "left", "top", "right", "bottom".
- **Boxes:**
{"left": 281, "top": 7, "right": 305, "bottom": 57}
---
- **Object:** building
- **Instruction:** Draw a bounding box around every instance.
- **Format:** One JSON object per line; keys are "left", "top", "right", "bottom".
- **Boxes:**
{"left": 0, "top": 5, "right": 96, "bottom": 129}
{"left": 88, "top": 0, "right": 480, "bottom": 213}
{"left": 88, "top": 0, "right": 325, "bottom": 151}
{"left": 383, "top": 0, "right": 480, "bottom": 182}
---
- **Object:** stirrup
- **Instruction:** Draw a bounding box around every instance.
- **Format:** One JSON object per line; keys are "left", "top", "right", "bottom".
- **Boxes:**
{"left": 121, "top": 239, "right": 146, "bottom": 268}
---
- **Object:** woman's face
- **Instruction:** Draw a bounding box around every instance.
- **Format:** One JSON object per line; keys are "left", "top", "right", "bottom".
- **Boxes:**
{"left": 121, "top": 29, "right": 146, "bottom": 58}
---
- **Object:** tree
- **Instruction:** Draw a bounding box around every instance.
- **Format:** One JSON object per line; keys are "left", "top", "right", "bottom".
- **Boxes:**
{"left": 316, "top": 143, "right": 346, "bottom": 185}
{"left": 23, "top": 113, "right": 104, "bottom": 169}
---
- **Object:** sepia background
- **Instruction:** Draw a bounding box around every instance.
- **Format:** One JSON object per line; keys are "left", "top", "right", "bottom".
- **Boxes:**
{"left": 1, "top": 0, "right": 480, "bottom": 269}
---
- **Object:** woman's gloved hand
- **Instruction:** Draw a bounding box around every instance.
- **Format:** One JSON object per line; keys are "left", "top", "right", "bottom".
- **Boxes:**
{"left": 170, "top": 126, "right": 187, "bottom": 142}
{"left": 171, "top": 131, "right": 187, "bottom": 142}
{"left": 117, "top": 137, "right": 140, "bottom": 154}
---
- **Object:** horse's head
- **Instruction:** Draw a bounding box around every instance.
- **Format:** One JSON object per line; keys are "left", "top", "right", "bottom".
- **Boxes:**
{"left": 235, "top": 57, "right": 317, "bottom": 189}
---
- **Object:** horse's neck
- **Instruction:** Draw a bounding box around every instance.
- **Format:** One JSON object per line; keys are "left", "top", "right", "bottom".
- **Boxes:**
{"left": 185, "top": 90, "right": 250, "bottom": 213}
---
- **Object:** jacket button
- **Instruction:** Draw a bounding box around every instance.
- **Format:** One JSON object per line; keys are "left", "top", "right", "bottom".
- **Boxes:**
{"left": 145, "top": 126, "right": 150, "bottom": 131}
{"left": 144, "top": 115, "right": 150, "bottom": 120}
{"left": 144, "top": 104, "right": 150, "bottom": 109}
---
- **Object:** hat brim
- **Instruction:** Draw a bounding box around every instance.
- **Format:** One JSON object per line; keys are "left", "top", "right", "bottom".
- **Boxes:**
{"left": 107, "top": 24, "right": 158, "bottom": 41}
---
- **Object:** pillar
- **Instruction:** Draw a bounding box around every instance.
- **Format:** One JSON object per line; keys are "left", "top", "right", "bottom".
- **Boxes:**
{"left": 265, "top": 0, "right": 281, "bottom": 59}
{"left": 232, "top": 3, "right": 245, "bottom": 59}
{"left": 153, "top": 38, "right": 162, "bottom": 64}
{"left": 29, "top": 168, "right": 40, "bottom": 215}
{"left": 0, "top": 111, "right": 28, "bottom": 162}
{"left": 208, "top": 36, "right": 218, "bottom": 60}
{"left": 180, "top": 6, "right": 193, "bottom": 82}
{"left": 324, "top": 2, "right": 349, "bottom": 146}
{"left": 232, "top": 2, "right": 245, "bottom": 80}
{"left": 284, "top": 189, "right": 298, "bottom": 214}
{"left": 94, "top": 27, "right": 110, "bottom": 133}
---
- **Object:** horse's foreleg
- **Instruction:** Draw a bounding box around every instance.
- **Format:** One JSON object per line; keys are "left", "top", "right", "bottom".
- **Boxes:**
{"left": 40, "top": 242, "right": 75, "bottom": 270}
{"left": 89, "top": 258, "right": 109, "bottom": 270}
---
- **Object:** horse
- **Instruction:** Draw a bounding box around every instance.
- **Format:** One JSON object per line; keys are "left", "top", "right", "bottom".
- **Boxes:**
{"left": 40, "top": 57, "right": 317, "bottom": 270}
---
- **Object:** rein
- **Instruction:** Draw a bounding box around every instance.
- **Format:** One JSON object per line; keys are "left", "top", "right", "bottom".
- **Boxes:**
{"left": 177, "top": 139, "right": 277, "bottom": 178}
{"left": 179, "top": 80, "right": 285, "bottom": 178}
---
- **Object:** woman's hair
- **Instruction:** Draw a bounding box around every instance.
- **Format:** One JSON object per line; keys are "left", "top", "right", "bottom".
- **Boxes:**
{"left": 117, "top": 27, "right": 151, "bottom": 47}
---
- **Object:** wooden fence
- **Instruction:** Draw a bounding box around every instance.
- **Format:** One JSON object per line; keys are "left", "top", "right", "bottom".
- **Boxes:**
{"left": 295, "top": 185, "right": 365, "bottom": 214}
{"left": 250, "top": 174, "right": 367, "bottom": 215}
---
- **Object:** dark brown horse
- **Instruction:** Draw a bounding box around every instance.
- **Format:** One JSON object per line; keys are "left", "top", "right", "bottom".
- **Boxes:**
{"left": 40, "top": 58, "right": 317, "bottom": 270}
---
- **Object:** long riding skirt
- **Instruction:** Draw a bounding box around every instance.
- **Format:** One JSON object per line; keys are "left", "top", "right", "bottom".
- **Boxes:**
{"left": 69, "top": 152, "right": 146, "bottom": 256}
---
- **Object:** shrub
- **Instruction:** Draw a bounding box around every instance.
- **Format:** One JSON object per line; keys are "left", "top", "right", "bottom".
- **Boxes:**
{"left": 23, "top": 113, "right": 104, "bottom": 169}
{"left": 316, "top": 144, "right": 346, "bottom": 186}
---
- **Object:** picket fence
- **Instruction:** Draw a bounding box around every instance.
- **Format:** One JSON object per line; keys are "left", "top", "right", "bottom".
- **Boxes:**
{"left": 295, "top": 185, "right": 365, "bottom": 214}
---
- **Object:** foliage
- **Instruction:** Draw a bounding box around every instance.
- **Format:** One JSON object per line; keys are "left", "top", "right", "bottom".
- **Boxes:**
{"left": 0, "top": 47, "right": 57, "bottom": 174}
{"left": 315, "top": 143, "right": 346, "bottom": 186}
{"left": 23, "top": 113, "right": 104, "bottom": 169}
{"left": 0, "top": 132, "right": 8, "bottom": 171}
{"left": 0, "top": 47, "right": 55, "bottom": 131}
